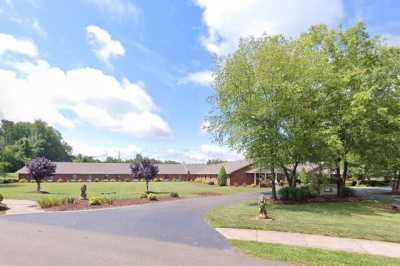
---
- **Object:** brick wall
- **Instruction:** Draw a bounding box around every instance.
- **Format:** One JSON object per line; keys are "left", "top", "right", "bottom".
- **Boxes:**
{"left": 229, "top": 165, "right": 254, "bottom": 186}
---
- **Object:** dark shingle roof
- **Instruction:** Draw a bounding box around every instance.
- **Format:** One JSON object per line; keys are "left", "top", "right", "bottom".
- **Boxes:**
{"left": 16, "top": 160, "right": 252, "bottom": 176}
{"left": 194, "top": 160, "right": 251, "bottom": 175}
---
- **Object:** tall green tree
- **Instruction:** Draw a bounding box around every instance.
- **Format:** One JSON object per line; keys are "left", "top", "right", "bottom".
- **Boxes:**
{"left": 0, "top": 120, "right": 73, "bottom": 172}
{"left": 209, "top": 34, "right": 324, "bottom": 190}
{"left": 209, "top": 22, "right": 400, "bottom": 198}
{"left": 309, "top": 23, "right": 400, "bottom": 196}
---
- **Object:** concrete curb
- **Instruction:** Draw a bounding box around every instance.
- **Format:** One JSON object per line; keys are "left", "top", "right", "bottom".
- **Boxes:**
{"left": 216, "top": 228, "right": 400, "bottom": 258}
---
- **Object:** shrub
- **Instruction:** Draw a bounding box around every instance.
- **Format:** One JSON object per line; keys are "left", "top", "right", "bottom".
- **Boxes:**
{"left": 19, "top": 178, "right": 28, "bottom": 183}
{"left": 208, "top": 181, "right": 215, "bottom": 185}
{"left": 1, "top": 178, "right": 17, "bottom": 184}
{"left": 38, "top": 198, "right": 61, "bottom": 208}
{"left": 65, "top": 196, "right": 75, "bottom": 204}
{"left": 140, "top": 192, "right": 148, "bottom": 199}
{"left": 298, "top": 170, "right": 311, "bottom": 185}
{"left": 344, "top": 187, "right": 354, "bottom": 197}
{"left": 147, "top": 193, "right": 158, "bottom": 201}
{"left": 109, "top": 178, "right": 116, "bottom": 182}
{"left": 93, "top": 178, "right": 100, "bottom": 182}
{"left": 0, "top": 193, "right": 3, "bottom": 202}
{"left": 169, "top": 192, "right": 179, "bottom": 198}
{"left": 88, "top": 197, "right": 113, "bottom": 206}
{"left": 217, "top": 166, "right": 228, "bottom": 186}
{"left": 360, "top": 180, "right": 390, "bottom": 187}
{"left": 278, "top": 186, "right": 313, "bottom": 201}
{"left": 57, "top": 178, "right": 64, "bottom": 183}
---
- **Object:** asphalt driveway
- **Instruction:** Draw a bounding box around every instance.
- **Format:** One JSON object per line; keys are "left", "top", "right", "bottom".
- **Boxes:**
{"left": 1, "top": 192, "right": 284, "bottom": 266}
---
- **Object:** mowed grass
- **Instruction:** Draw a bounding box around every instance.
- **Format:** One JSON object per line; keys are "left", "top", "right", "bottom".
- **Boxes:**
{"left": 231, "top": 240, "right": 400, "bottom": 266}
{"left": 0, "top": 181, "right": 266, "bottom": 201}
{"left": 208, "top": 200, "right": 400, "bottom": 243}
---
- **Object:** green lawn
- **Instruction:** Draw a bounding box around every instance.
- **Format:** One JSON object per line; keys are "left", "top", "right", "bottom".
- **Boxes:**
{"left": 208, "top": 200, "right": 400, "bottom": 243}
{"left": 231, "top": 240, "right": 400, "bottom": 266}
{"left": 0, "top": 181, "right": 266, "bottom": 201}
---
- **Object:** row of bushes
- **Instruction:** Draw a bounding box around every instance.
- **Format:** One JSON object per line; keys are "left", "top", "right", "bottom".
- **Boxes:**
{"left": 278, "top": 185, "right": 354, "bottom": 201}
{"left": 194, "top": 178, "right": 216, "bottom": 185}
{"left": 38, "top": 196, "right": 116, "bottom": 208}
{"left": 37, "top": 196, "right": 75, "bottom": 208}
{"left": 359, "top": 179, "right": 390, "bottom": 187}
{"left": 0, "top": 178, "right": 18, "bottom": 184}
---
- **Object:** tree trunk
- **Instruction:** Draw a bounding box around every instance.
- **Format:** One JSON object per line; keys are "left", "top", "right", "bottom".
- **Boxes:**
{"left": 393, "top": 173, "right": 400, "bottom": 193}
{"left": 336, "top": 160, "right": 348, "bottom": 198}
{"left": 146, "top": 181, "right": 149, "bottom": 193}
{"left": 335, "top": 159, "right": 342, "bottom": 197}
{"left": 36, "top": 181, "right": 41, "bottom": 193}
{"left": 291, "top": 162, "right": 299, "bottom": 188}
{"left": 271, "top": 167, "right": 277, "bottom": 200}
{"left": 281, "top": 165, "right": 294, "bottom": 188}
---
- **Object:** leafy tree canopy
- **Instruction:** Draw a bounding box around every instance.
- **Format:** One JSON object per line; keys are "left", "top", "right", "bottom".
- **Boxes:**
{"left": 0, "top": 120, "right": 72, "bottom": 172}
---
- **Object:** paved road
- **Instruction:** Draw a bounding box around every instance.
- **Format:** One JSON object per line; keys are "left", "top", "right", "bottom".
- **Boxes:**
{"left": 0, "top": 192, "right": 284, "bottom": 266}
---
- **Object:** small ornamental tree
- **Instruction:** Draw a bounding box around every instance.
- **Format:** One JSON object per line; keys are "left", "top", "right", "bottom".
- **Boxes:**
{"left": 217, "top": 166, "right": 228, "bottom": 186}
{"left": 27, "top": 157, "right": 56, "bottom": 192}
{"left": 130, "top": 159, "right": 159, "bottom": 193}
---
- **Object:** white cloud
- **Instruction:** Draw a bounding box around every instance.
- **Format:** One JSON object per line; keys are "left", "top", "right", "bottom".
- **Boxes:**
{"left": 86, "top": 0, "right": 140, "bottom": 18}
{"left": 195, "top": 0, "right": 344, "bottom": 56}
{"left": 382, "top": 33, "right": 400, "bottom": 47}
{"left": 179, "top": 70, "right": 213, "bottom": 86}
{"left": 0, "top": 33, "right": 38, "bottom": 57}
{"left": 200, "top": 120, "right": 210, "bottom": 135}
{"left": 32, "top": 18, "right": 46, "bottom": 37}
{"left": 154, "top": 144, "right": 242, "bottom": 163}
{"left": 70, "top": 142, "right": 242, "bottom": 163}
{"left": 86, "top": 25, "right": 125, "bottom": 63}
{"left": 0, "top": 33, "right": 172, "bottom": 138}
{"left": 182, "top": 144, "right": 243, "bottom": 163}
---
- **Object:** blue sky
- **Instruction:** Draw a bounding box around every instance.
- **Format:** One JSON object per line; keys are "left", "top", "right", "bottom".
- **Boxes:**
{"left": 0, "top": 0, "right": 399, "bottom": 162}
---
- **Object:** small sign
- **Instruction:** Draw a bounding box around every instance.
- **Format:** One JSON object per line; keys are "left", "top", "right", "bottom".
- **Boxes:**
{"left": 320, "top": 184, "right": 337, "bottom": 196}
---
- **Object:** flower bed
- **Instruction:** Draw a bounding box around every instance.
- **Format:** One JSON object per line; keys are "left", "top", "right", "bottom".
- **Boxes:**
{"left": 44, "top": 197, "right": 179, "bottom": 211}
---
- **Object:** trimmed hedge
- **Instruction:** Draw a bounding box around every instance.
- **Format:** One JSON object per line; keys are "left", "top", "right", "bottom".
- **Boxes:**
{"left": 278, "top": 186, "right": 313, "bottom": 201}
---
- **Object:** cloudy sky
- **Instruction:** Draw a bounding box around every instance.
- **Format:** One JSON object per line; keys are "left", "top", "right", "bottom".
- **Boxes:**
{"left": 0, "top": 0, "right": 399, "bottom": 162}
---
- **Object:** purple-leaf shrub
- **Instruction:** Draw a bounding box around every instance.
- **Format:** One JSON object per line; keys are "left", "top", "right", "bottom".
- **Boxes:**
{"left": 130, "top": 159, "right": 159, "bottom": 193}
{"left": 27, "top": 157, "right": 56, "bottom": 192}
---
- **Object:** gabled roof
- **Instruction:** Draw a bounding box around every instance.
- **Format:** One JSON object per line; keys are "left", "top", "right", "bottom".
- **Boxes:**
{"left": 194, "top": 160, "right": 251, "bottom": 175}
{"left": 17, "top": 162, "right": 188, "bottom": 175}
{"left": 16, "top": 160, "right": 252, "bottom": 176}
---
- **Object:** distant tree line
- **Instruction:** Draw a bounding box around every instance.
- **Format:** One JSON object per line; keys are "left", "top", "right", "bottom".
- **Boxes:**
{"left": 0, "top": 120, "right": 73, "bottom": 172}
{"left": 0, "top": 119, "right": 180, "bottom": 173}
{"left": 207, "top": 159, "right": 227, "bottom": 165}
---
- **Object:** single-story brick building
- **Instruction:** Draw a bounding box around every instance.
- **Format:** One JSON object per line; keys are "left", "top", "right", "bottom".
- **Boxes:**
{"left": 17, "top": 160, "right": 260, "bottom": 186}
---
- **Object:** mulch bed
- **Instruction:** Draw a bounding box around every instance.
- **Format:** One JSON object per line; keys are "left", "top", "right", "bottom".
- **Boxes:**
{"left": 267, "top": 196, "right": 360, "bottom": 205}
{"left": 45, "top": 197, "right": 179, "bottom": 212}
